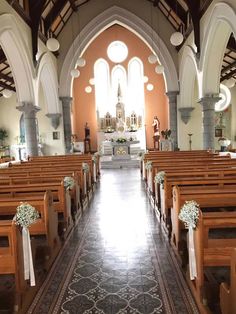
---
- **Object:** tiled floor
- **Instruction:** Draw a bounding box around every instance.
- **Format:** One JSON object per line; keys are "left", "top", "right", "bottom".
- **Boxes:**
{"left": 28, "top": 169, "right": 199, "bottom": 314}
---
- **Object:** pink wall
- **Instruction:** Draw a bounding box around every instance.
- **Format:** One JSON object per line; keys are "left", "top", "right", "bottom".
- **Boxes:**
{"left": 72, "top": 24, "right": 169, "bottom": 150}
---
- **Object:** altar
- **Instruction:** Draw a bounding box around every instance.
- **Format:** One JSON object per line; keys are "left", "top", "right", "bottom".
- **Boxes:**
{"left": 111, "top": 140, "right": 139, "bottom": 160}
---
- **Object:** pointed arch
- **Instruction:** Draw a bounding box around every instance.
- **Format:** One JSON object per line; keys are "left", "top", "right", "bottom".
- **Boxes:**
{"left": 59, "top": 6, "right": 178, "bottom": 97}
{"left": 0, "top": 14, "right": 34, "bottom": 102}
{"left": 179, "top": 45, "right": 200, "bottom": 107}
{"left": 200, "top": 2, "right": 236, "bottom": 94}
{"left": 36, "top": 52, "right": 60, "bottom": 113}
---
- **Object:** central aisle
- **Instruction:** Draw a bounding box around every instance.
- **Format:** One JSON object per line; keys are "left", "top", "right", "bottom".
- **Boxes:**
{"left": 28, "top": 169, "right": 199, "bottom": 314}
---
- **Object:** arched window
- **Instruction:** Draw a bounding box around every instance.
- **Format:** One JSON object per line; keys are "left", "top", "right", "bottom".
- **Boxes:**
{"left": 111, "top": 65, "right": 127, "bottom": 114}
{"left": 128, "top": 58, "right": 144, "bottom": 115}
{"left": 94, "top": 59, "right": 110, "bottom": 116}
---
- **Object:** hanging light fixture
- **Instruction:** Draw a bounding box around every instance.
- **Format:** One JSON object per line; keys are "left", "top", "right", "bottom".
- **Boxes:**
{"left": 85, "top": 86, "right": 92, "bottom": 93}
{"left": 89, "top": 78, "right": 95, "bottom": 85}
{"left": 46, "top": 37, "right": 60, "bottom": 52}
{"left": 147, "top": 83, "right": 154, "bottom": 91}
{"left": 70, "top": 11, "right": 80, "bottom": 78}
{"left": 155, "top": 64, "right": 164, "bottom": 74}
{"left": 148, "top": 2, "right": 158, "bottom": 64}
{"left": 224, "top": 78, "right": 235, "bottom": 89}
{"left": 76, "top": 10, "right": 86, "bottom": 68}
{"left": 71, "top": 69, "right": 80, "bottom": 78}
{"left": 2, "top": 89, "right": 13, "bottom": 98}
{"left": 77, "top": 57, "right": 86, "bottom": 67}
{"left": 46, "top": 2, "right": 60, "bottom": 52}
{"left": 143, "top": 76, "right": 149, "bottom": 83}
{"left": 170, "top": 31, "right": 184, "bottom": 46}
{"left": 170, "top": 1, "right": 184, "bottom": 46}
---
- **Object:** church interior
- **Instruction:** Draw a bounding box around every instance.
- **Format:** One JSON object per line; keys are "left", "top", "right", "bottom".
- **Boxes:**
{"left": 0, "top": 0, "right": 236, "bottom": 313}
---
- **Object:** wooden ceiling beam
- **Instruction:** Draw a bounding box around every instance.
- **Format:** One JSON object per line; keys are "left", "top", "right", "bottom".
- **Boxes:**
{"left": 221, "top": 68, "right": 236, "bottom": 81}
{"left": 69, "top": 0, "right": 77, "bottom": 11}
{"left": 0, "top": 49, "right": 7, "bottom": 64}
{"left": 162, "top": 0, "right": 187, "bottom": 25}
{"left": 44, "top": 0, "right": 68, "bottom": 34}
{"left": 0, "top": 72, "right": 14, "bottom": 84}
{"left": 29, "top": 0, "right": 47, "bottom": 65}
{"left": 227, "top": 35, "right": 236, "bottom": 53}
{"left": 221, "top": 60, "right": 236, "bottom": 75}
{"left": 0, "top": 81, "right": 15, "bottom": 91}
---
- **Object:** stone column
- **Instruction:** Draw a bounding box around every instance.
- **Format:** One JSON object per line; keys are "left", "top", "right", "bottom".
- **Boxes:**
{"left": 199, "top": 94, "right": 221, "bottom": 150}
{"left": 16, "top": 102, "right": 40, "bottom": 156}
{"left": 60, "top": 96, "right": 73, "bottom": 153}
{"left": 166, "top": 91, "right": 178, "bottom": 150}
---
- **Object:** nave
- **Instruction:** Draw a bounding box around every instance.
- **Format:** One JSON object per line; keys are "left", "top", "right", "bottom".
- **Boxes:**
{"left": 27, "top": 169, "right": 198, "bottom": 314}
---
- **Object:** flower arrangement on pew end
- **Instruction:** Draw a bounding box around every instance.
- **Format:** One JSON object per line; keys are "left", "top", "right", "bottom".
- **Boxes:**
{"left": 178, "top": 200, "right": 200, "bottom": 229}
{"left": 14, "top": 202, "right": 40, "bottom": 286}
{"left": 179, "top": 200, "right": 200, "bottom": 280}
{"left": 154, "top": 171, "right": 165, "bottom": 187}
{"left": 64, "top": 176, "right": 75, "bottom": 190}
{"left": 82, "top": 162, "right": 89, "bottom": 173}
{"left": 14, "top": 202, "right": 40, "bottom": 228}
{"left": 138, "top": 151, "right": 145, "bottom": 160}
{"left": 145, "top": 161, "right": 152, "bottom": 170}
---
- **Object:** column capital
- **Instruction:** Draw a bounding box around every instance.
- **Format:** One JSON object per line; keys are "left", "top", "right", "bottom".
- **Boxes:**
{"left": 178, "top": 107, "right": 195, "bottom": 124}
{"left": 60, "top": 96, "right": 73, "bottom": 107}
{"left": 46, "top": 113, "right": 61, "bottom": 130}
{"left": 198, "top": 94, "right": 221, "bottom": 110}
{"left": 166, "top": 91, "right": 179, "bottom": 103}
{"left": 16, "top": 102, "right": 40, "bottom": 116}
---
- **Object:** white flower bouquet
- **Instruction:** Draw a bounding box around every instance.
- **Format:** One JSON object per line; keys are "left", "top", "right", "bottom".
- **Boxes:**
{"left": 145, "top": 161, "right": 152, "bottom": 170}
{"left": 82, "top": 162, "right": 89, "bottom": 173}
{"left": 178, "top": 200, "right": 200, "bottom": 229}
{"left": 14, "top": 202, "right": 39, "bottom": 228}
{"left": 64, "top": 176, "right": 75, "bottom": 190}
{"left": 154, "top": 171, "right": 165, "bottom": 186}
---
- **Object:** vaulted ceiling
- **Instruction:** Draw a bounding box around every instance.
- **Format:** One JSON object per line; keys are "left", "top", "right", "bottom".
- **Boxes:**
{"left": 1, "top": 0, "right": 235, "bottom": 97}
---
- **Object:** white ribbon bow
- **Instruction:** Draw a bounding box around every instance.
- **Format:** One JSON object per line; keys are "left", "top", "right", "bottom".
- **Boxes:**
{"left": 22, "top": 227, "right": 35, "bottom": 286}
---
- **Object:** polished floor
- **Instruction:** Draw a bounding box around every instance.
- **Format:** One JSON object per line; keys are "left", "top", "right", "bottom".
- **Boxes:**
{"left": 28, "top": 169, "right": 199, "bottom": 314}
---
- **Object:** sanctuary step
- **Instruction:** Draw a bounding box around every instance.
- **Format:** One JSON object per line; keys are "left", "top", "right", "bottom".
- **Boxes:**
{"left": 102, "top": 141, "right": 142, "bottom": 156}
{"left": 100, "top": 155, "right": 140, "bottom": 169}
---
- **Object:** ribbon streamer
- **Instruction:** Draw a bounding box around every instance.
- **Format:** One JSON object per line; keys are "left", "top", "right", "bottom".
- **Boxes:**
{"left": 83, "top": 171, "right": 87, "bottom": 196}
{"left": 148, "top": 171, "right": 152, "bottom": 193}
{"left": 22, "top": 227, "right": 35, "bottom": 286}
{"left": 188, "top": 227, "right": 197, "bottom": 280}
{"left": 93, "top": 162, "right": 97, "bottom": 183}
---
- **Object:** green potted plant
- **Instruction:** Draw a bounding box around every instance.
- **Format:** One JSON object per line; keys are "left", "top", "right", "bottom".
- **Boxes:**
{"left": 0, "top": 128, "right": 8, "bottom": 146}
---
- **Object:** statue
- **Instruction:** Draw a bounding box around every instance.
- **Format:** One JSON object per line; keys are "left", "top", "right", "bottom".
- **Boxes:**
{"left": 84, "top": 122, "right": 90, "bottom": 139}
{"left": 152, "top": 116, "right": 160, "bottom": 150}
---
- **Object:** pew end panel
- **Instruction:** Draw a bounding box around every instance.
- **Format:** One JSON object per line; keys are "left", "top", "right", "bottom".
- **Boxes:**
{"left": 220, "top": 249, "right": 236, "bottom": 314}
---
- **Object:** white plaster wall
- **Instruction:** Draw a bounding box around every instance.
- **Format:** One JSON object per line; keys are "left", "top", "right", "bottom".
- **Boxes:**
{"left": 0, "top": 94, "right": 21, "bottom": 145}
{"left": 37, "top": 84, "right": 65, "bottom": 155}
{"left": 230, "top": 86, "right": 236, "bottom": 148}
{"left": 178, "top": 81, "right": 203, "bottom": 150}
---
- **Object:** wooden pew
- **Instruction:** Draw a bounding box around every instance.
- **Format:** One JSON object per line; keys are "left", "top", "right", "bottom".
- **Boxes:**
{"left": 0, "top": 182, "right": 75, "bottom": 238}
{"left": 220, "top": 249, "right": 236, "bottom": 314}
{"left": 0, "top": 165, "right": 90, "bottom": 204}
{"left": 0, "top": 190, "right": 60, "bottom": 269}
{"left": 189, "top": 210, "right": 236, "bottom": 314}
{"left": 0, "top": 220, "right": 25, "bottom": 313}
{"left": 144, "top": 154, "right": 233, "bottom": 195}
{"left": 159, "top": 174, "right": 236, "bottom": 227}
{"left": 171, "top": 186, "right": 236, "bottom": 254}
